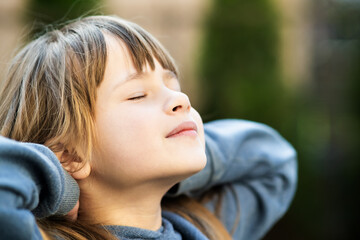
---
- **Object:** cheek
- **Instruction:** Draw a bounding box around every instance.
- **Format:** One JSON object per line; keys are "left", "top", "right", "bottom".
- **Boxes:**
{"left": 97, "top": 110, "right": 147, "bottom": 151}
{"left": 94, "top": 106, "right": 159, "bottom": 164}
{"left": 91, "top": 109, "right": 158, "bottom": 182}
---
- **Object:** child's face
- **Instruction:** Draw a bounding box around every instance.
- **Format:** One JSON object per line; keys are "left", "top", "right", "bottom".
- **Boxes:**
{"left": 90, "top": 35, "right": 206, "bottom": 188}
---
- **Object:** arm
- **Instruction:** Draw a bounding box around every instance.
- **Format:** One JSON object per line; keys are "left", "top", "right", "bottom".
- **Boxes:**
{"left": 0, "top": 136, "right": 79, "bottom": 240}
{"left": 171, "top": 119, "right": 297, "bottom": 239}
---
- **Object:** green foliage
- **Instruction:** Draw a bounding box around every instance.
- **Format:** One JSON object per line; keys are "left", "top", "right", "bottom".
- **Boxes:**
{"left": 198, "top": 0, "right": 288, "bottom": 130}
{"left": 198, "top": 0, "right": 360, "bottom": 239}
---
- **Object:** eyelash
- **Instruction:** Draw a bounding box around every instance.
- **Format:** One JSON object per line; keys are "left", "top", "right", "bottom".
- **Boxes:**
{"left": 128, "top": 94, "right": 147, "bottom": 101}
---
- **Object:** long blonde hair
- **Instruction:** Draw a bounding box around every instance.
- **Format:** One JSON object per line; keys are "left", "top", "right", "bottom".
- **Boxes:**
{"left": 0, "top": 15, "right": 232, "bottom": 239}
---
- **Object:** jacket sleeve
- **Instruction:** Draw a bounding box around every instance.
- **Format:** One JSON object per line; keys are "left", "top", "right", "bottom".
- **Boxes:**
{"left": 170, "top": 119, "right": 298, "bottom": 240}
{"left": 0, "top": 136, "right": 79, "bottom": 240}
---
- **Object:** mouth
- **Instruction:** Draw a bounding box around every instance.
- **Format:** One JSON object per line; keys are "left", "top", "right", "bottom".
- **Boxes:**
{"left": 166, "top": 121, "right": 198, "bottom": 138}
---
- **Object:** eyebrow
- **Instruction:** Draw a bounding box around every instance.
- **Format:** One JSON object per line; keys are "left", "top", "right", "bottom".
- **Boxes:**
{"left": 112, "top": 72, "right": 146, "bottom": 91}
{"left": 123, "top": 71, "right": 147, "bottom": 83}
{"left": 163, "top": 70, "right": 178, "bottom": 80}
{"left": 113, "top": 69, "right": 178, "bottom": 90}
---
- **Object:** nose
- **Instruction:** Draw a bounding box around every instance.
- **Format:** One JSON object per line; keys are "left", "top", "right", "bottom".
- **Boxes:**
{"left": 164, "top": 90, "right": 191, "bottom": 115}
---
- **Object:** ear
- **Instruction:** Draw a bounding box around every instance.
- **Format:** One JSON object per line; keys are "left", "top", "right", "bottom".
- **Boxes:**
{"left": 55, "top": 150, "right": 91, "bottom": 180}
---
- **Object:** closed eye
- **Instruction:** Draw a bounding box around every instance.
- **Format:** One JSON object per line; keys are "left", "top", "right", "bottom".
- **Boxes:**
{"left": 128, "top": 94, "right": 147, "bottom": 101}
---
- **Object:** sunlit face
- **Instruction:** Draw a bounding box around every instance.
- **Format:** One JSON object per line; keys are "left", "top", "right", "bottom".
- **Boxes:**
{"left": 90, "top": 34, "right": 206, "bottom": 189}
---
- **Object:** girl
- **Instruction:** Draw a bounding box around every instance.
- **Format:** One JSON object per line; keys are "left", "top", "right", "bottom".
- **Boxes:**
{"left": 0, "top": 15, "right": 297, "bottom": 240}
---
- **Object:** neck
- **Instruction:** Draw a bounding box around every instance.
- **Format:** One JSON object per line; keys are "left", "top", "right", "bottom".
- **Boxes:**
{"left": 77, "top": 178, "right": 174, "bottom": 231}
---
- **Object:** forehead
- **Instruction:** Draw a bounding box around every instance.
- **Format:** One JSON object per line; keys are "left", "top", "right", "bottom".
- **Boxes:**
{"left": 103, "top": 33, "right": 176, "bottom": 79}
{"left": 102, "top": 34, "right": 174, "bottom": 88}
{"left": 102, "top": 33, "right": 143, "bottom": 88}
{"left": 104, "top": 33, "right": 135, "bottom": 71}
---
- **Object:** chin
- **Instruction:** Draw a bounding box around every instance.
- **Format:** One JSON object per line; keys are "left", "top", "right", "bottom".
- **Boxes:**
{"left": 160, "top": 147, "right": 206, "bottom": 182}
{"left": 180, "top": 153, "right": 207, "bottom": 177}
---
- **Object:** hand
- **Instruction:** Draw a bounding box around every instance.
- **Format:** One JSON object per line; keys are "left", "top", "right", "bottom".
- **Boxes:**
{"left": 65, "top": 200, "right": 79, "bottom": 221}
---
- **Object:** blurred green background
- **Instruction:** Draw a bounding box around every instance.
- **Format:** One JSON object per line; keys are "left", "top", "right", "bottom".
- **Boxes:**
{"left": 201, "top": 2, "right": 360, "bottom": 239}
{"left": 1, "top": 0, "right": 359, "bottom": 239}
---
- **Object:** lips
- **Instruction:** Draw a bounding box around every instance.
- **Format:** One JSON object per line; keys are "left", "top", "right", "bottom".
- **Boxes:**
{"left": 166, "top": 121, "right": 198, "bottom": 138}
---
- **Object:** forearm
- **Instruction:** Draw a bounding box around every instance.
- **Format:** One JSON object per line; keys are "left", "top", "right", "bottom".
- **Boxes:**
{"left": 174, "top": 119, "right": 297, "bottom": 196}
{"left": 170, "top": 119, "right": 298, "bottom": 239}
{"left": 0, "top": 136, "right": 79, "bottom": 239}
